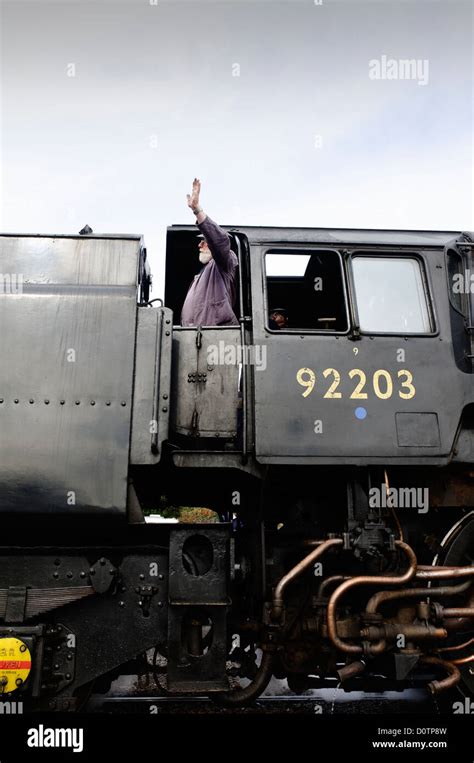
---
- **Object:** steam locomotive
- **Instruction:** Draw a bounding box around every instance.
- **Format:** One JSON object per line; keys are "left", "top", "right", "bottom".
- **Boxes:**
{"left": 0, "top": 223, "right": 472, "bottom": 710}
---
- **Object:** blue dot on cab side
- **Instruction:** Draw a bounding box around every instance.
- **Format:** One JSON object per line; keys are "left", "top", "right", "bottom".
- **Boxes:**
{"left": 355, "top": 407, "right": 367, "bottom": 420}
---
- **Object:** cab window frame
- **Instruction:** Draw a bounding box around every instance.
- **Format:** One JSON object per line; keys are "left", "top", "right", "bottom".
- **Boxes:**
{"left": 262, "top": 246, "right": 351, "bottom": 335}
{"left": 348, "top": 250, "right": 438, "bottom": 337}
{"left": 445, "top": 247, "right": 470, "bottom": 321}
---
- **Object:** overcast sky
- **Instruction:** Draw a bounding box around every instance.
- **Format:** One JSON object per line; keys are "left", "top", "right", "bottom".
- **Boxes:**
{"left": 0, "top": 0, "right": 472, "bottom": 296}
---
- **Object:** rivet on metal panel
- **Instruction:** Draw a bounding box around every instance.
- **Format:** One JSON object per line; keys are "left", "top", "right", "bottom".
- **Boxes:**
{"left": 163, "top": 394, "right": 168, "bottom": 400}
{"left": 91, "top": 400, "right": 96, "bottom": 406}
{"left": 60, "top": 400, "right": 65, "bottom": 405}
{"left": 165, "top": 331, "right": 170, "bottom": 336}
{"left": 121, "top": 401, "right": 126, "bottom": 406}
{"left": 29, "top": 399, "right": 34, "bottom": 404}
{"left": 162, "top": 407, "right": 168, "bottom": 412}
{"left": 0, "top": 399, "right": 3, "bottom": 404}
{"left": 106, "top": 401, "right": 111, "bottom": 406}
{"left": 14, "top": 399, "right": 19, "bottom": 404}
{"left": 44, "top": 400, "right": 50, "bottom": 405}
{"left": 75, "top": 401, "right": 80, "bottom": 405}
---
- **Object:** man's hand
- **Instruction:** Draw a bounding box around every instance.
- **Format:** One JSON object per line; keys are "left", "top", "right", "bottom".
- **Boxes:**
{"left": 187, "top": 177, "right": 202, "bottom": 212}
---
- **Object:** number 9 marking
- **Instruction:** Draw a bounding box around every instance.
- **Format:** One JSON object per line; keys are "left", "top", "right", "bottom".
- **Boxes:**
{"left": 296, "top": 368, "right": 316, "bottom": 397}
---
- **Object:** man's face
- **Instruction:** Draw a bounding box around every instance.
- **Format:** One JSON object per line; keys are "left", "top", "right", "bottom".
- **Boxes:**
{"left": 198, "top": 239, "right": 212, "bottom": 264}
{"left": 271, "top": 311, "right": 288, "bottom": 329}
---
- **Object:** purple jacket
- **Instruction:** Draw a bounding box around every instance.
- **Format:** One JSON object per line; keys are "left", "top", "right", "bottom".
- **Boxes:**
{"left": 180, "top": 216, "right": 239, "bottom": 327}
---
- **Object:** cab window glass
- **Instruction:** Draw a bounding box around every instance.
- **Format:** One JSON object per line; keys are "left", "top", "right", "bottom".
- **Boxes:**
{"left": 265, "top": 250, "right": 348, "bottom": 331}
{"left": 352, "top": 256, "right": 432, "bottom": 333}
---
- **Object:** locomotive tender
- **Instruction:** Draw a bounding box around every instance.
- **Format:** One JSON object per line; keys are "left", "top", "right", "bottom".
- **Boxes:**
{"left": 0, "top": 224, "right": 473, "bottom": 709}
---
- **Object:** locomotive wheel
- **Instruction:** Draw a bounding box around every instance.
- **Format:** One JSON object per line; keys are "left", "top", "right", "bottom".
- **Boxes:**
{"left": 433, "top": 511, "right": 474, "bottom": 697}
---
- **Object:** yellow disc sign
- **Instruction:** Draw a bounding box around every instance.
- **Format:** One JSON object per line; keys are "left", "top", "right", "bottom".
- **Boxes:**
{"left": 0, "top": 637, "right": 31, "bottom": 693}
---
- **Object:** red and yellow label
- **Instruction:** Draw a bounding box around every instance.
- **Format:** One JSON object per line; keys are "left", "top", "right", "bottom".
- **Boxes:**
{"left": 0, "top": 638, "right": 31, "bottom": 693}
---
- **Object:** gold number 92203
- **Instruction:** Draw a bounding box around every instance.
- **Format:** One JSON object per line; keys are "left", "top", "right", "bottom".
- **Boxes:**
{"left": 296, "top": 368, "right": 415, "bottom": 400}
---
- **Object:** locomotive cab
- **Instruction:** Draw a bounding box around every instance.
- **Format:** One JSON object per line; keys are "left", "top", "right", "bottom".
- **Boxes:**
{"left": 164, "top": 224, "right": 474, "bottom": 468}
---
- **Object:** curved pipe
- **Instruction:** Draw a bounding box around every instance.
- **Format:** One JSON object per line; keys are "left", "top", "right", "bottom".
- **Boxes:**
{"left": 317, "top": 575, "right": 349, "bottom": 599}
{"left": 420, "top": 656, "right": 461, "bottom": 695}
{"left": 327, "top": 540, "right": 417, "bottom": 655}
{"left": 450, "top": 655, "right": 474, "bottom": 666}
{"left": 272, "top": 538, "right": 343, "bottom": 622}
{"left": 438, "top": 636, "right": 474, "bottom": 654}
{"left": 366, "top": 580, "right": 472, "bottom": 615}
{"left": 212, "top": 652, "right": 275, "bottom": 707}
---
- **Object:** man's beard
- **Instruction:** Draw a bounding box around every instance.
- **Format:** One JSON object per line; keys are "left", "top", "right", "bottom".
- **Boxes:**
{"left": 199, "top": 250, "right": 212, "bottom": 264}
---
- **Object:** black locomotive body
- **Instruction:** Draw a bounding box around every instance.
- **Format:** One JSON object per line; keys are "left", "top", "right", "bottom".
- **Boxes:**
{"left": 0, "top": 225, "right": 472, "bottom": 709}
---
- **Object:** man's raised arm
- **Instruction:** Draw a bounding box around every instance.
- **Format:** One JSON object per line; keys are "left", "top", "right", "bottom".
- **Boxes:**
{"left": 186, "top": 177, "right": 236, "bottom": 271}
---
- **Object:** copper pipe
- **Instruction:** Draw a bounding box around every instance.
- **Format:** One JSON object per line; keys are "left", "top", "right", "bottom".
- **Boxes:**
{"left": 420, "top": 656, "right": 461, "bottom": 695}
{"left": 336, "top": 660, "right": 366, "bottom": 683}
{"left": 450, "top": 655, "right": 474, "bottom": 666}
{"left": 416, "top": 566, "right": 474, "bottom": 580}
{"left": 212, "top": 652, "right": 275, "bottom": 706}
{"left": 361, "top": 624, "right": 447, "bottom": 642}
{"left": 444, "top": 588, "right": 474, "bottom": 632}
{"left": 442, "top": 607, "right": 474, "bottom": 617}
{"left": 438, "top": 636, "right": 474, "bottom": 654}
{"left": 418, "top": 565, "right": 471, "bottom": 571}
{"left": 366, "top": 580, "right": 472, "bottom": 615}
{"left": 317, "top": 575, "right": 349, "bottom": 599}
{"left": 272, "top": 538, "right": 343, "bottom": 621}
{"left": 327, "top": 540, "right": 417, "bottom": 655}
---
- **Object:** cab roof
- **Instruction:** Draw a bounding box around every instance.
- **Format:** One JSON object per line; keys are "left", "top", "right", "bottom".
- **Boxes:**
{"left": 168, "top": 224, "right": 472, "bottom": 248}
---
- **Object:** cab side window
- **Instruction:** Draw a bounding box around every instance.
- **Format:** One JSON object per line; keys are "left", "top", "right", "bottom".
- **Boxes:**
{"left": 352, "top": 256, "right": 433, "bottom": 334}
{"left": 265, "top": 250, "right": 348, "bottom": 332}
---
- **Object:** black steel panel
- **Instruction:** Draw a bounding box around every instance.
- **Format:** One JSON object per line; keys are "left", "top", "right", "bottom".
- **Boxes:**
{"left": 130, "top": 306, "right": 173, "bottom": 464}
{"left": 0, "top": 235, "right": 140, "bottom": 514}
